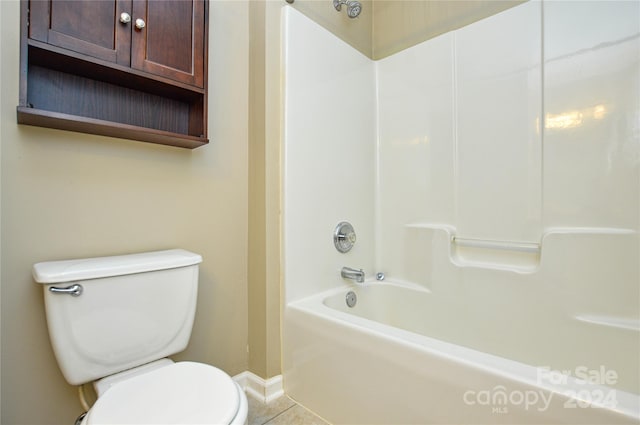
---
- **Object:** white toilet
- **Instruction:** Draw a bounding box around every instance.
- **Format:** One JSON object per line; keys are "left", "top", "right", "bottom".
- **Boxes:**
{"left": 33, "top": 249, "right": 248, "bottom": 425}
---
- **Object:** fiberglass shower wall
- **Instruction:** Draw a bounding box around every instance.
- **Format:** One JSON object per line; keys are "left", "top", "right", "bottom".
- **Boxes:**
{"left": 377, "top": 1, "right": 638, "bottom": 287}
{"left": 377, "top": 0, "right": 542, "bottom": 278}
{"left": 282, "top": 6, "right": 376, "bottom": 305}
{"left": 375, "top": 0, "right": 639, "bottom": 392}
{"left": 378, "top": 0, "right": 543, "bottom": 252}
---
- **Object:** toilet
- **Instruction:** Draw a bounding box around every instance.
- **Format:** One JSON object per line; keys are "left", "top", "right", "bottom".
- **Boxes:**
{"left": 33, "top": 249, "right": 248, "bottom": 425}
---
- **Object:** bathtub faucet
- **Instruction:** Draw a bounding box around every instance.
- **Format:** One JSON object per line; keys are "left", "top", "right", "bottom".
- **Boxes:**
{"left": 341, "top": 267, "right": 365, "bottom": 283}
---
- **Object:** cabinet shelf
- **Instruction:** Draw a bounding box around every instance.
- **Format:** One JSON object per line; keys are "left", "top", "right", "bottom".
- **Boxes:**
{"left": 17, "top": 107, "right": 207, "bottom": 149}
{"left": 27, "top": 41, "right": 205, "bottom": 99}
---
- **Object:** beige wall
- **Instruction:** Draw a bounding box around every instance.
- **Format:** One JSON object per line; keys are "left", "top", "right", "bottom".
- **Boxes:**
{"left": 274, "top": 0, "right": 524, "bottom": 60}
{"left": 248, "top": 0, "right": 269, "bottom": 378}
{"left": 0, "top": 1, "right": 250, "bottom": 424}
{"left": 264, "top": 0, "right": 286, "bottom": 380}
{"left": 0, "top": 2, "right": 3, "bottom": 419}
{"left": 372, "top": 0, "right": 526, "bottom": 59}
{"left": 289, "top": 0, "right": 373, "bottom": 57}
{"left": 246, "top": 0, "right": 284, "bottom": 381}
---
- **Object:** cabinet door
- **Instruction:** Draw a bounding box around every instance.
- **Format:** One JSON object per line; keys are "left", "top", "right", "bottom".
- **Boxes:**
{"left": 29, "top": 0, "right": 132, "bottom": 66}
{"left": 130, "top": 0, "right": 205, "bottom": 88}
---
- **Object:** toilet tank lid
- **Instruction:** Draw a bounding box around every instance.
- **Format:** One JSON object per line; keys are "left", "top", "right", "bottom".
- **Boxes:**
{"left": 33, "top": 249, "right": 202, "bottom": 284}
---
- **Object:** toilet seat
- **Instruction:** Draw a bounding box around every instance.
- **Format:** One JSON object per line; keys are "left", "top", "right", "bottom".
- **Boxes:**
{"left": 85, "top": 362, "right": 241, "bottom": 424}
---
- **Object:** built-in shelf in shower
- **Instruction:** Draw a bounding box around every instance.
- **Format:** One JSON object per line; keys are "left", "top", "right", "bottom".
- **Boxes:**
{"left": 450, "top": 236, "right": 541, "bottom": 273}
{"left": 405, "top": 223, "right": 541, "bottom": 273}
{"left": 404, "top": 224, "right": 637, "bottom": 274}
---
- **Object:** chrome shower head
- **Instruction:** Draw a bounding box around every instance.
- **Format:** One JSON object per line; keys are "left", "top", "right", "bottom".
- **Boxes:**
{"left": 333, "top": 0, "right": 362, "bottom": 18}
{"left": 347, "top": 1, "right": 362, "bottom": 18}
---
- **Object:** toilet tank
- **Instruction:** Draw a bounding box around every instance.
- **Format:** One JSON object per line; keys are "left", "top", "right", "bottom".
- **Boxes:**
{"left": 33, "top": 249, "right": 202, "bottom": 385}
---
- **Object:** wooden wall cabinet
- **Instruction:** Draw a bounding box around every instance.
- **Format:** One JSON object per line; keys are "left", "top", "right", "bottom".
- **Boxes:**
{"left": 17, "top": 0, "right": 209, "bottom": 149}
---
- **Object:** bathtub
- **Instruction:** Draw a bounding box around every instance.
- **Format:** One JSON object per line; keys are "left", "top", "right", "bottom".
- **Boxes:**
{"left": 283, "top": 281, "right": 640, "bottom": 424}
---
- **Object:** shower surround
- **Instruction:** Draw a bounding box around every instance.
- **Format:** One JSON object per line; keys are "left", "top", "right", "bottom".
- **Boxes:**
{"left": 282, "top": 1, "right": 639, "bottom": 423}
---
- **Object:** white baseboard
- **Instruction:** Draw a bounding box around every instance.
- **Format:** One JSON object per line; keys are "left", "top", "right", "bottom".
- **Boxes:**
{"left": 233, "top": 371, "right": 284, "bottom": 403}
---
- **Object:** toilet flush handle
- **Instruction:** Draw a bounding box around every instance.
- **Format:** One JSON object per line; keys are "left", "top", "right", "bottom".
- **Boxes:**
{"left": 49, "top": 284, "right": 83, "bottom": 297}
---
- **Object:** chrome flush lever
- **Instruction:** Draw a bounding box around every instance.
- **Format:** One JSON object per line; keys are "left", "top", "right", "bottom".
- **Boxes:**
{"left": 49, "top": 284, "right": 83, "bottom": 297}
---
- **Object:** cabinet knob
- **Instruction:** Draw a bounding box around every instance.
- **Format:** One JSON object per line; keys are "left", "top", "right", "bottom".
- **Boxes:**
{"left": 119, "top": 12, "right": 131, "bottom": 24}
{"left": 135, "top": 18, "right": 146, "bottom": 30}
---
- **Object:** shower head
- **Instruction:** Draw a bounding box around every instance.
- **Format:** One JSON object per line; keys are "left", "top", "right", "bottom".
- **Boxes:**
{"left": 333, "top": 0, "right": 362, "bottom": 18}
{"left": 347, "top": 1, "right": 362, "bottom": 18}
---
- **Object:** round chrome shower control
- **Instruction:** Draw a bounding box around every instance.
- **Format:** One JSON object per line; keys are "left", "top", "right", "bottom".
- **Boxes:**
{"left": 334, "top": 221, "right": 356, "bottom": 253}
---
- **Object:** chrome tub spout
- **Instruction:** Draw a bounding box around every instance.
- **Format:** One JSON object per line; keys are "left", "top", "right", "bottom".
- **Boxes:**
{"left": 341, "top": 267, "right": 364, "bottom": 283}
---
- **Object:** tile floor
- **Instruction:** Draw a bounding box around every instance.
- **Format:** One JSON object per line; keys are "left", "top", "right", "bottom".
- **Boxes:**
{"left": 247, "top": 393, "right": 330, "bottom": 425}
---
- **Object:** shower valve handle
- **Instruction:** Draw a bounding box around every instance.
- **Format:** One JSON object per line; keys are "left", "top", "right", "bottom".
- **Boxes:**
{"left": 334, "top": 222, "right": 357, "bottom": 253}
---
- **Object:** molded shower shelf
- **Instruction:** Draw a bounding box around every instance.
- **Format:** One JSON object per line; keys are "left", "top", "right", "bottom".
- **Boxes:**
{"left": 450, "top": 236, "right": 541, "bottom": 273}
{"left": 404, "top": 223, "right": 541, "bottom": 273}
{"left": 406, "top": 223, "right": 636, "bottom": 274}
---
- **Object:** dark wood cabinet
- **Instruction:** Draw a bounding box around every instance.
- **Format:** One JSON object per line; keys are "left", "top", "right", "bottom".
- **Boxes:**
{"left": 18, "top": 0, "right": 208, "bottom": 149}
{"left": 28, "top": 0, "right": 132, "bottom": 66}
{"left": 131, "top": 0, "right": 205, "bottom": 87}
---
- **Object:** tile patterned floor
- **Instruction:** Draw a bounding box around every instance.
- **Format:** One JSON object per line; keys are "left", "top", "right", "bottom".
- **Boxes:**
{"left": 247, "top": 393, "right": 330, "bottom": 425}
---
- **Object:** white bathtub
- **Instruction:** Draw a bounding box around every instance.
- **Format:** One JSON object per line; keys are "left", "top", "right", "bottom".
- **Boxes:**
{"left": 283, "top": 281, "right": 640, "bottom": 424}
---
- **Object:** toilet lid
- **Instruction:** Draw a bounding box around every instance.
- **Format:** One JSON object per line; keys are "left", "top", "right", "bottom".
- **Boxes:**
{"left": 86, "top": 362, "right": 240, "bottom": 425}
